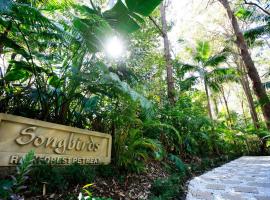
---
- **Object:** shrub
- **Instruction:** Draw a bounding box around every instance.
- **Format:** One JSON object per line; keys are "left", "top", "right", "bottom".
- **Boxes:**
{"left": 1, "top": 151, "right": 35, "bottom": 200}
{"left": 168, "top": 154, "right": 187, "bottom": 173}
{"left": 115, "top": 128, "right": 163, "bottom": 173}
{"left": 149, "top": 175, "right": 182, "bottom": 200}
{"left": 29, "top": 163, "right": 96, "bottom": 194}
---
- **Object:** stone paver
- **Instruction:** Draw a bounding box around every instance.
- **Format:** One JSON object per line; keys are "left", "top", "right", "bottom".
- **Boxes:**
{"left": 186, "top": 156, "right": 270, "bottom": 200}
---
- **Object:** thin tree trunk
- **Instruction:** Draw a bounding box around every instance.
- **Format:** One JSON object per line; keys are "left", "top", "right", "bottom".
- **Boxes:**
{"left": 240, "top": 64, "right": 260, "bottom": 129}
{"left": 241, "top": 99, "right": 248, "bottom": 126}
{"left": 160, "top": 1, "right": 176, "bottom": 105}
{"left": 220, "top": 86, "right": 232, "bottom": 127}
{"left": 213, "top": 95, "right": 219, "bottom": 117}
{"left": 204, "top": 78, "right": 213, "bottom": 120}
{"left": 219, "top": 0, "right": 270, "bottom": 130}
{"left": 233, "top": 53, "right": 260, "bottom": 129}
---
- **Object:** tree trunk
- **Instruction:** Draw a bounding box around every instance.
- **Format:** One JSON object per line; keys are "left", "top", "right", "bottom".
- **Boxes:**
{"left": 204, "top": 78, "right": 213, "bottom": 120}
{"left": 239, "top": 61, "right": 260, "bottom": 129}
{"left": 233, "top": 52, "right": 260, "bottom": 129}
{"left": 160, "top": 2, "right": 176, "bottom": 105}
{"left": 220, "top": 86, "right": 232, "bottom": 127}
{"left": 213, "top": 95, "right": 219, "bottom": 117}
{"left": 219, "top": 0, "right": 270, "bottom": 130}
{"left": 241, "top": 99, "right": 248, "bottom": 126}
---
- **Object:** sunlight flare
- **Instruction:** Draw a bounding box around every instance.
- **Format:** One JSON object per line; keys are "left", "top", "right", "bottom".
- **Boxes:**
{"left": 105, "top": 36, "right": 124, "bottom": 58}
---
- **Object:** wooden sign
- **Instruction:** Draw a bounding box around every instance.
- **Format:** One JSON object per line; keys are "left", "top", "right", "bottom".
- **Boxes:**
{"left": 0, "top": 113, "right": 111, "bottom": 166}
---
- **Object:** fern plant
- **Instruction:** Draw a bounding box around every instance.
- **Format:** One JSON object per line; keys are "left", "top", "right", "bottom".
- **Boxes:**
{"left": 115, "top": 128, "right": 163, "bottom": 172}
{"left": 3, "top": 151, "right": 35, "bottom": 200}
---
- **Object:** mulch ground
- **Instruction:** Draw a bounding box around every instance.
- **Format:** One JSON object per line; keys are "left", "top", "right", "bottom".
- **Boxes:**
{"left": 26, "top": 161, "right": 169, "bottom": 200}
{"left": 92, "top": 162, "right": 169, "bottom": 200}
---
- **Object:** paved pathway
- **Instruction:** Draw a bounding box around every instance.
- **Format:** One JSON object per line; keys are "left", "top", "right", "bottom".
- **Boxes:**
{"left": 186, "top": 156, "right": 270, "bottom": 200}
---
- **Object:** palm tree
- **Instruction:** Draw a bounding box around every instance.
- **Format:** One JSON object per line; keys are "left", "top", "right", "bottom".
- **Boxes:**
{"left": 180, "top": 41, "right": 236, "bottom": 120}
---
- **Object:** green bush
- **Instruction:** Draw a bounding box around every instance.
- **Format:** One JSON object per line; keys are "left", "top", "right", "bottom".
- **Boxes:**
{"left": 168, "top": 154, "right": 187, "bottom": 173}
{"left": 29, "top": 163, "right": 96, "bottom": 193}
{"left": 0, "top": 180, "right": 13, "bottom": 199}
{"left": 115, "top": 127, "right": 163, "bottom": 173}
{"left": 0, "top": 151, "right": 35, "bottom": 200}
{"left": 149, "top": 175, "right": 182, "bottom": 200}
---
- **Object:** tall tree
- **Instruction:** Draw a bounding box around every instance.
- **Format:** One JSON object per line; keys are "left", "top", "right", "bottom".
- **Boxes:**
{"left": 180, "top": 41, "right": 234, "bottom": 120}
{"left": 160, "top": 1, "right": 176, "bottom": 104}
{"left": 237, "top": 58, "right": 260, "bottom": 129}
{"left": 219, "top": 0, "right": 270, "bottom": 130}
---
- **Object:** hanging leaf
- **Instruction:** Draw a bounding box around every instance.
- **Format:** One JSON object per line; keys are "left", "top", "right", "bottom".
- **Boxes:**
{"left": 73, "top": 13, "right": 112, "bottom": 52}
{"left": 103, "top": 0, "right": 141, "bottom": 33}
{"left": 125, "top": 0, "right": 162, "bottom": 16}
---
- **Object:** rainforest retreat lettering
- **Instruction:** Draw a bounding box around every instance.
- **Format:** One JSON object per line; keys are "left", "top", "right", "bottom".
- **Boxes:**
{"left": 9, "top": 155, "right": 100, "bottom": 165}
{"left": 15, "top": 126, "right": 100, "bottom": 154}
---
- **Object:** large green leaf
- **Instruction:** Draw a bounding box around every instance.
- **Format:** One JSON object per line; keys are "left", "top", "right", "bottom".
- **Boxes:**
{"left": 73, "top": 13, "right": 112, "bottom": 52}
{"left": 5, "top": 69, "right": 30, "bottom": 81}
{"left": 8, "top": 60, "right": 49, "bottom": 74}
{"left": 2, "top": 37, "right": 30, "bottom": 60}
{"left": 103, "top": 0, "right": 141, "bottom": 33}
{"left": 126, "top": 0, "right": 162, "bottom": 16}
{"left": 109, "top": 72, "right": 152, "bottom": 110}
{"left": 48, "top": 75, "right": 62, "bottom": 88}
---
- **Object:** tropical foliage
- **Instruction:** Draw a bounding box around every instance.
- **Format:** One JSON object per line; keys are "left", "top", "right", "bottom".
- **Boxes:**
{"left": 0, "top": 0, "right": 269, "bottom": 199}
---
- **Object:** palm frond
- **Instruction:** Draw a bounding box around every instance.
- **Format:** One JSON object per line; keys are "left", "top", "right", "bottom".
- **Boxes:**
{"left": 195, "top": 41, "right": 211, "bottom": 62}
{"left": 207, "top": 81, "right": 221, "bottom": 92}
{"left": 244, "top": 23, "right": 270, "bottom": 46}
{"left": 179, "top": 76, "right": 198, "bottom": 91}
{"left": 180, "top": 63, "right": 200, "bottom": 73}
{"left": 204, "top": 53, "right": 228, "bottom": 67}
{"left": 207, "top": 67, "right": 238, "bottom": 84}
